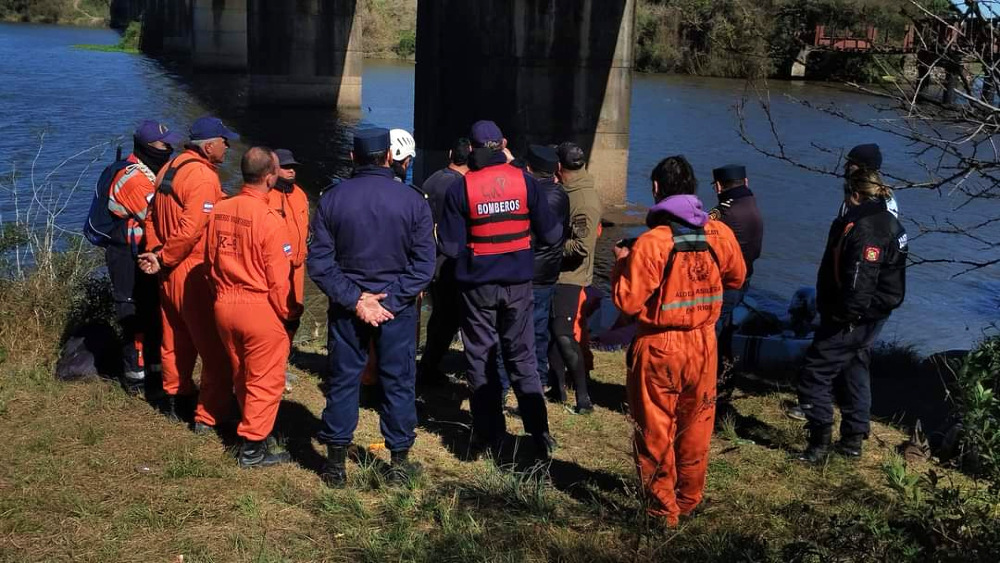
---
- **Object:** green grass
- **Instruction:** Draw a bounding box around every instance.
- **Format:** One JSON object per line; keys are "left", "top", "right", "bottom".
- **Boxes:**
{"left": 1, "top": 258, "right": 999, "bottom": 561}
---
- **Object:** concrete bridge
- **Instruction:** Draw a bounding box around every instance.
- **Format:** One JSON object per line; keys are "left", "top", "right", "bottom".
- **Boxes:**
{"left": 111, "top": 0, "right": 636, "bottom": 203}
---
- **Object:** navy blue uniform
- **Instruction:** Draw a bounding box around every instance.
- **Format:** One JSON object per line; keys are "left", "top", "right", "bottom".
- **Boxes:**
{"left": 798, "top": 198, "right": 907, "bottom": 439}
{"left": 437, "top": 151, "right": 562, "bottom": 445}
{"left": 307, "top": 165, "right": 436, "bottom": 452}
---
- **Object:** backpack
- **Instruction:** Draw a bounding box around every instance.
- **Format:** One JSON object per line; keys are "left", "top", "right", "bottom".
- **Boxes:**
{"left": 83, "top": 148, "right": 131, "bottom": 247}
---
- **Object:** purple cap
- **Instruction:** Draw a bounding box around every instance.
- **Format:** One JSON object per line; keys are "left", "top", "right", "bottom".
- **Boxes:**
{"left": 190, "top": 116, "right": 240, "bottom": 142}
{"left": 134, "top": 120, "right": 183, "bottom": 146}
{"left": 470, "top": 120, "right": 503, "bottom": 147}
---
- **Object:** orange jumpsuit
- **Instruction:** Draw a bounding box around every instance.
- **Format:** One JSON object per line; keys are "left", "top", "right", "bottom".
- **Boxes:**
{"left": 206, "top": 187, "right": 296, "bottom": 441}
{"left": 267, "top": 183, "right": 309, "bottom": 340}
{"left": 612, "top": 219, "right": 746, "bottom": 525}
{"left": 144, "top": 150, "right": 233, "bottom": 426}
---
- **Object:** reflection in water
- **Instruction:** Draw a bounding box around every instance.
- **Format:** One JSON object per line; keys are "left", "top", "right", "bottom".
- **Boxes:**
{"left": 0, "top": 23, "right": 996, "bottom": 353}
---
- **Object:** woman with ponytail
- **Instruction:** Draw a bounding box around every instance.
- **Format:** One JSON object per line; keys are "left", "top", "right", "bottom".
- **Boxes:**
{"left": 796, "top": 167, "right": 908, "bottom": 463}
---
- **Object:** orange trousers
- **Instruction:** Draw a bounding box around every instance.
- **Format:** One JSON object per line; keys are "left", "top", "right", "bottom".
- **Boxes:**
{"left": 215, "top": 302, "right": 290, "bottom": 441}
{"left": 160, "top": 260, "right": 234, "bottom": 426}
{"left": 627, "top": 324, "right": 717, "bottom": 526}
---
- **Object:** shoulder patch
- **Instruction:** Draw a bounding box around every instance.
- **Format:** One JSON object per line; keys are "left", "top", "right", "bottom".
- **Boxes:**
{"left": 282, "top": 243, "right": 293, "bottom": 257}
{"left": 708, "top": 208, "right": 722, "bottom": 221}
{"left": 202, "top": 201, "right": 215, "bottom": 214}
{"left": 864, "top": 246, "right": 881, "bottom": 263}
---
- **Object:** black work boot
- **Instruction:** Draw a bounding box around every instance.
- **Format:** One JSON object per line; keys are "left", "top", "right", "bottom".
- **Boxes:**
{"left": 387, "top": 449, "right": 423, "bottom": 486}
{"left": 797, "top": 425, "right": 832, "bottom": 464}
{"left": 238, "top": 439, "right": 291, "bottom": 468}
{"left": 534, "top": 432, "right": 558, "bottom": 461}
{"left": 163, "top": 394, "right": 182, "bottom": 422}
{"left": 835, "top": 433, "right": 865, "bottom": 460}
{"left": 321, "top": 445, "right": 348, "bottom": 488}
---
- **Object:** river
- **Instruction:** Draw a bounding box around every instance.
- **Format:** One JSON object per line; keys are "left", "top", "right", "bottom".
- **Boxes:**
{"left": 1, "top": 23, "right": 997, "bottom": 355}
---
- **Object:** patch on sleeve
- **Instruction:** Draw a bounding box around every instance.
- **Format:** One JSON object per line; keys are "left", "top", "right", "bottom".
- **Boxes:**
{"left": 864, "top": 246, "right": 881, "bottom": 263}
{"left": 282, "top": 243, "right": 293, "bottom": 257}
{"left": 708, "top": 208, "right": 722, "bottom": 220}
{"left": 202, "top": 201, "right": 215, "bottom": 214}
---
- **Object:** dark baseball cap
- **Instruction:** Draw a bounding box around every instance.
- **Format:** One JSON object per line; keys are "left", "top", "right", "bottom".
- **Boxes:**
{"left": 275, "top": 148, "right": 300, "bottom": 168}
{"left": 556, "top": 142, "right": 586, "bottom": 171}
{"left": 526, "top": 144, "right": 559, "bottom": 175}
{"left": 712, "top": 164, "right": 746, "bottom": 183}
{"left": 190, "top": 116, "right": 240, "bottom": 142}
{"left": 846, "top": 143, "right": 882, "bottom": 171}
{"left": 470, "top": 120, "right": 503, "bottom": 147}
{"left": 353, "top": 128, "right": 391, "bottom": 155}
{"left": 134, "top": 120, "right": 183, "bottom": 146}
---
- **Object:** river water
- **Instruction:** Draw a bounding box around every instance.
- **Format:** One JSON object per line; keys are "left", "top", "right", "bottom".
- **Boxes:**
{"left": 1, "top": 23, "right": 997, "bottom": 354}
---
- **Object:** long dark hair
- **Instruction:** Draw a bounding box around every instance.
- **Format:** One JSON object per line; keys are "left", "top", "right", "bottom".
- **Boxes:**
{"left": 651, "top": 155, "right": 697, "bottom": 201}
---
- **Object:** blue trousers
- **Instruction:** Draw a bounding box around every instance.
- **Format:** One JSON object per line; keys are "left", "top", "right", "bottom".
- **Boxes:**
{"left": 461, "top": 282, "right": 549, "bottom": 442}
{"left": 716, "top": 284, "right": 747, "bottom": 371}
{"left": 317, "top": 303, "right": 418, "bottom": 452}
{"left": 499, "top": 284, "right": 555, "bottom": 392}
{"left": 797, "top": 319, "right": 885, "bottom": 437}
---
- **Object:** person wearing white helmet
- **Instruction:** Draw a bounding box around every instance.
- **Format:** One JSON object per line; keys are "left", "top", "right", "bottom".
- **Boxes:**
{"left": 389, "top": 128, "right": 417, "bottom": 183}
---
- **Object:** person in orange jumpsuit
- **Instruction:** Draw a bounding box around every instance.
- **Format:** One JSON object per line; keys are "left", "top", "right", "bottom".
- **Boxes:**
{"left": 612, "top": 156, "right": 746, "bottom": 527}
{"left": 138, "top": 116, "right": 239, "bottom": 429}
{"left": 269, "top": 149, "right": 310, "bottom": 344}
{"left": 206, "top": 147, "right": 299, "bottom": 467}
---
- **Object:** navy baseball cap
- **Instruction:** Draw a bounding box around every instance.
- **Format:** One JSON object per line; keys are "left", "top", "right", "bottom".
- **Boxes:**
{"left": 527, "top": 144, "right": 559, "bottom": 174}
{"left": 846, "top": 144, "right": 882, "bottom": 171}
{"left": 712, "top": 164, "right": 746, "bottom": 183}
{"left": 470, "top": 120, "right": 503, "bottom": 147}
{"left": 353, "top": 128, "right": 391, "bottom": 155}
{"left": 134, "top": 120, "right": 183, "bottom": 146}
{"left": 189, "top": 116, "right": 240, "bottom": 142}
{"left": 275, "top": 149, "right": 300, "bottom": 168}
{"left": 556, "top": 142, "right": 586, "bottom": 170}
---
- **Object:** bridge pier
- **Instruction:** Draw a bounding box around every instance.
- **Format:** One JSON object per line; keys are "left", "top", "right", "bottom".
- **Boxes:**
{"left": 414, "top": 0, "right": 636, "bottom": 205}
{"left": 247, "top": 0, "right": 362, "bottom": 108}
{"left": 192, "top": 0, "right": 247, "bottom": 71}
{"left": 162, "top": 0, "right": 192, "bottom": 56}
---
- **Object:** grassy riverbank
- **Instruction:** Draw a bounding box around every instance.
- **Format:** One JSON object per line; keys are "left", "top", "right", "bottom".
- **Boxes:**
{"left": 2, "top": 250, "right": 1000, "bottom": 561}
{"left": 0, "top": 0, "right": 108, "bottom": 26}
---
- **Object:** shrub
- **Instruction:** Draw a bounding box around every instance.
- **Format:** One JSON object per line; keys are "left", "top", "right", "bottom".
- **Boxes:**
{"left": 955, "top": 336, "right": 1000, "bottom": 483}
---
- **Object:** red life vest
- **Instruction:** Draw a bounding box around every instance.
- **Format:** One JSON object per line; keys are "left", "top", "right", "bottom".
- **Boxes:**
{"left": 465, "top": 163, "right": 531, "bottom": 256}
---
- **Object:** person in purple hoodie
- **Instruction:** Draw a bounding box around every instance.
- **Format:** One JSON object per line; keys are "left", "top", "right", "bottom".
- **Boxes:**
{"left": 612, "top": 155, "right": 746, "bottom": 527}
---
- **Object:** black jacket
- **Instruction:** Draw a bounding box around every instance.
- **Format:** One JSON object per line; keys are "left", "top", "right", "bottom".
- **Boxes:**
{"left": 710, "top": 186, "right": 763, "bottom": 279}
{"left": 816, "top": 199, "right": 907, "bottom": 324}
{"left": 533, "top": 177, "right": 570, "bottom": 286}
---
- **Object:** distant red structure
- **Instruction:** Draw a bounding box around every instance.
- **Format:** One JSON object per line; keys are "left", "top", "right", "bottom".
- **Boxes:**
{"left": 809, "top": 24, "right": 917, "bottom": 53}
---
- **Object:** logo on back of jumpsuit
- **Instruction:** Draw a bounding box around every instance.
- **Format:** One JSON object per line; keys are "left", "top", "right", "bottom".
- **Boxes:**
{"left": 687, "top": 255, "right": 711, "bottom": 283}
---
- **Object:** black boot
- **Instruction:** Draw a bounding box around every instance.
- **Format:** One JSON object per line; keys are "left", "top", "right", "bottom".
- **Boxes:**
{"left": 797, "top": 425, "right": 832, "bottom": 464}
{"left": 163, "top": 394, "right": 182, "bottom": 422}
{"left": 835, "top": 433, "right": 865, "bottom": 459}
{"left": 321, "top": 445, "right": 348, "bottom": 488}
{"left": 238, "top": 439, "right": 291, "bottom": 468}
{"left": 387, "top": 449, "right": 423, "bottom": 486}
{"left": 534, "top": 432, "right": 558, "bottom": 461}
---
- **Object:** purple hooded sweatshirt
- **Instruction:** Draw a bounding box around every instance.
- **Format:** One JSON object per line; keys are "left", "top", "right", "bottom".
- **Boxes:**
{"left": 645, "top": 194, "right": 710, "bottom": 229}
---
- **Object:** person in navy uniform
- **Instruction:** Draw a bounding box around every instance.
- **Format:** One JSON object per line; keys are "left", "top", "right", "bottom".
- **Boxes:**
{"left": 796, "top": 168, "right": 907, "bottom": 463}
{"left": 437, "top": 121, "right": 563, "bottom": 460}
{"left": 709, "top": 164, "right": 762, "bottom": 368}
{"left": 307, "top": 128, "right": 436, "bottom": 487}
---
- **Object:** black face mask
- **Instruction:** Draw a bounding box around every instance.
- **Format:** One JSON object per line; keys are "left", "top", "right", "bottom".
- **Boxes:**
{"left": 133, "top": 138, "right": 173, "bottom": 174}
{"left": 275, "top": 177, "right": 294, "bottom": 193}
{"left": 391, "top": 160, "right": 408, "bottom": 181}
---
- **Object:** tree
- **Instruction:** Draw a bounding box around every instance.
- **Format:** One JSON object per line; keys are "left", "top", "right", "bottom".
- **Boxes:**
{"left": 739, "top": 0, "right": 1000, "bottom": 274}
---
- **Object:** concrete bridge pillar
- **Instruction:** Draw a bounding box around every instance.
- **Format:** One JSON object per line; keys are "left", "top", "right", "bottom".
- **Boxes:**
{"left": 162, "top": 0, "right": 192, "bottom": 56}
{"left": 247, "top": 0, "right": 362, "bottom": 108}
{"left": 192, "top": 0, "right": 247, "bottom": 71}
{"left": 414, "top": 0, "right": 636, "bottom": 205}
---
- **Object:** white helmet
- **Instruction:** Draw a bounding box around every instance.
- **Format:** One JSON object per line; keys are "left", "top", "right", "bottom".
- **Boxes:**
{"left": 390, "top": 128, "right": 416, "bottom": 162}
